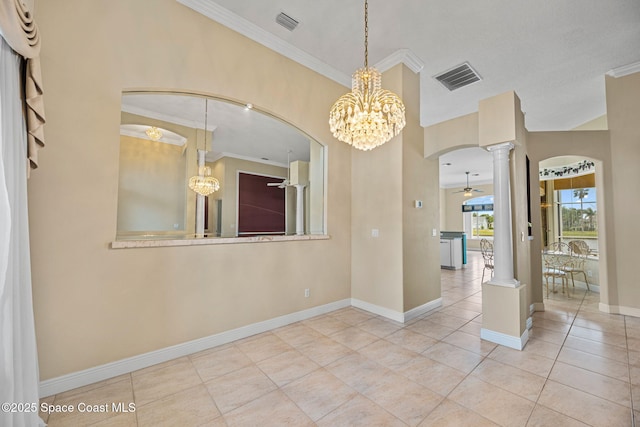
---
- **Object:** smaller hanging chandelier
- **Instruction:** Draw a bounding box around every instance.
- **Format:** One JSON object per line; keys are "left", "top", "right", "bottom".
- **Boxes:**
{"left": 189, "top": 99, "right": 220, "bottom": 196}
{"left": 145, "top": 126, "right": 162, "bottom": 141}
{"left": 189, "top": 165, "right": 220, "bottom": 196}
{"left": 329, "top": 0, "right": 406, "bottom": 151}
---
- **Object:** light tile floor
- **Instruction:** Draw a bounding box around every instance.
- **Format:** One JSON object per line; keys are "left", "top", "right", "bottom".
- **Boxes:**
{"left": 41, "top": 252, "right": 638, "bottom": 426}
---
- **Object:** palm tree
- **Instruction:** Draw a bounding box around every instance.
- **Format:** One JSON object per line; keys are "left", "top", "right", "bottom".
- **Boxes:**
{"left": 573, "top": 188, "right": 589, "bottom": 210}
{"left": 573, "top": 188, "right": 590, "bottom": 230}
{"left": 583, "top": 207, "right": 596, "bottom": 231}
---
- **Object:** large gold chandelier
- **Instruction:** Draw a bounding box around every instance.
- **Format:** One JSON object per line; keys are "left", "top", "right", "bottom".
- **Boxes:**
{"left": 329, "top": 0, "right": 406, "bottom": 151}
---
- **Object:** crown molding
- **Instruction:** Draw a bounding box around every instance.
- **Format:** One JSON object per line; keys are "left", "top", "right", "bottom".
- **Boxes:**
{"left": 177, "top": 0, "right": 425, "bottom": 86}
{"left": 606, "top": 61, "right": 640, "bottom": 78}
{"left": 177, "top": 0, "right": 352, "bottom": 87}
{"left": 121, "top": 104, "right": 218, "bottom": 132}
{"left": 375, "top": 48, "right": 424, "bottom": 74}
{"left": 120, "top": 125, "right": 187, "bottom": 146}
{"left": 207, "top": 151, "right": 288, "bottom": 168}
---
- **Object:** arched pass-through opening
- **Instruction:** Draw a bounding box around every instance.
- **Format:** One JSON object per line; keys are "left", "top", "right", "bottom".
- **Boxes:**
{"left": 534, "top": 156, "right": 606, "bottom": 307}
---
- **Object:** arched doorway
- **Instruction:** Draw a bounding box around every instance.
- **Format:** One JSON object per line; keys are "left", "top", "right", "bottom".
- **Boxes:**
{"left": 535, "top": 155, "right": 606, "bottom": 307}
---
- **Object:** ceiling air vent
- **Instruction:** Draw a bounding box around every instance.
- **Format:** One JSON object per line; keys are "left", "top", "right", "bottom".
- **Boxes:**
{"left": 276, "top": 12, "right": 299, "bottom": 31}
{"left": 434, "top": 62, "right": 482, "bottom": 91}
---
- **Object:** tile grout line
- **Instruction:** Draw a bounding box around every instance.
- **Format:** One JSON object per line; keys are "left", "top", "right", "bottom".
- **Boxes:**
{"left": 525, "top": 289, "right": 604, "bottom": 426}
{"left": 419, "top": 282, "right": 499, "bottom": 425}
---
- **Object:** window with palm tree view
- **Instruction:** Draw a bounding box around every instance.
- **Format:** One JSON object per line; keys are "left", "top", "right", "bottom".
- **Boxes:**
{"left": 556, "top": 187, "right": 597, "bottom": 239}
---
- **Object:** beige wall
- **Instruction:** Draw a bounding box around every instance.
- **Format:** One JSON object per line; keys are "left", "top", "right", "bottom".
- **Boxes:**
{"left": 31, "top": 0, "right": 352, "bottom": 380}
{"left": 351, "top": 64, "right": 441, "bottom": 314}
{"left": 510, "top": 134, "right": 533, "bottom": 307}
{"left": 604, "top": 72, "right": 640, "bottom": 312}
{"left": 350, "top": 64, "right": 405, "bottom": 312}
{"left": 573, "top": 114, "right": 608, "bottom": 131}
{"left": 118, "top": 111, "right": 197, "bottom": 235}
{"left": 424, "top": 112, "right": 478, "bottom": 159}
{"left": 117, "top": 135, "right": 187, "bottom": 233}
{"left": 400, "top": 66, "right": 441, "bottom": 311}
{"left": 527, "top": 131, "right": 612, "bottom": 307}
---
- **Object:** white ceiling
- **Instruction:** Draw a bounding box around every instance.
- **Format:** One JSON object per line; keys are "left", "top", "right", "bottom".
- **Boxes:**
{"left": 439, "top": 148, "right": 493, "bottom": 189}
{"left": 177, "top": 0, "right": 640, "bottom": 188}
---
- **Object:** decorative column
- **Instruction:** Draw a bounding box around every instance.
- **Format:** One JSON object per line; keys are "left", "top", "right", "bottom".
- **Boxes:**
{"left": 481, "top": 140, "right": 527, "bottom": 351}
{"left": 487, "top": 142, "right": 519, "bottom": 287}
{"left": 194, "top": 149, "right": 205, "bottom": 237}
{"left": 293, "top": 184, "right": 306, "bottom": 235}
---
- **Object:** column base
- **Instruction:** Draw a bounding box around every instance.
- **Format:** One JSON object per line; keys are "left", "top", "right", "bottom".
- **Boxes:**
{"left": 482, "top": 282, "right": 528, "bottom": 351}
{"left": 481, "top": 327, "right": 529, "bottom": 350}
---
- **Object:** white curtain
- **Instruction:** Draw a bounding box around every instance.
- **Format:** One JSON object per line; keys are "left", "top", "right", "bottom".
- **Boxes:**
{"left": 0, "top": 36, "right": 44, "bottom": 427}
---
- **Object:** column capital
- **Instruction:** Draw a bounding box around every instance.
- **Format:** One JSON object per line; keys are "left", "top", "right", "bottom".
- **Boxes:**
{"left": 486, "top": 141, "right": 515, "bottom": 153}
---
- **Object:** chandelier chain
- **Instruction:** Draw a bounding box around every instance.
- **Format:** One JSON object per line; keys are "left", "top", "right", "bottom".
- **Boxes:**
{"left": 203, "top": 98, "right": 208, "bottom": 152}
{"left": 188, "top": 97, "right": 220, "bottom": 196}
{"left": 364, "top": 0, "right": 368, "bottom": 68}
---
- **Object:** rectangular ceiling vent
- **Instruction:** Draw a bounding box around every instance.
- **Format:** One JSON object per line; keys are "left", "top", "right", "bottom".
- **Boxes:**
{"left": 276, "top": 12, "right": 299, "bottom": 31}
{"left": 434, "top": 62, "right": 482, "bottom": 91}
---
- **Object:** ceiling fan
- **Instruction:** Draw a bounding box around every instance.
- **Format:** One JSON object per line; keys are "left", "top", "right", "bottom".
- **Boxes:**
{"left": 267, "top": 150, "right": 292, "bottom": 188}
{"left": 453, "top": 171, "right": 484, "bottom": 197}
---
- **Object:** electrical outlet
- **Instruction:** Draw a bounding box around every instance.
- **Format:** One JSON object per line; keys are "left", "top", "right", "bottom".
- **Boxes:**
{"left": 304, "top": 288, "right": 310, "bottom": 298}
{"left": 587, "top": 270, "right": 593, "bottom": 277}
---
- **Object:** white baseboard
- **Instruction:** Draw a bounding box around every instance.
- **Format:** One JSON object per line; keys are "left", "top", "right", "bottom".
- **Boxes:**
{"left": 599, "top": 303, "right": 640, "bottom": 317}
{"left": 39, "top": 299, "right": 351, "bottom": 397}
{"left": 481, "top": 327, "right": 529, "bottom": 350}
{"left": 351, "top": 299, "right": 404, "bottom": 323}
{"left": 532, "top": 302, "right": 545, "bottom": 312}
{"left": 403, "top": 298, "right": 443, "bottom": 322}
{"left": 351, "top": 297, "right": 443, "bottom": 323}
{"left": 526, "top": 317, "right": 533, "bottom": 330}
{"left": 39, "top": 295, "right": 446, "bottom": 397}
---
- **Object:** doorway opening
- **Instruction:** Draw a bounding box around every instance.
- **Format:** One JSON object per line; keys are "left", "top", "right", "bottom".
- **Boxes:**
{"left": 538, "top": 156, "right": 603, "bottom": 300}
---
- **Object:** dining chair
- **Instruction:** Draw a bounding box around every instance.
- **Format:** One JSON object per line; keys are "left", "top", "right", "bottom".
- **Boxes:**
{"left": 548, "top": 241, "right": 571, "bottom": 255}
{"left": 566, "top": 241, "right": 590, "bottom": 291}
{"left": 569, "top": 240, "right": 590, "bottom": 256}
{"left": 543, "top": 250, "right": 570, "bottom": 298}
{"left": 480, "top": 239, "right": 494, "bottom": 283}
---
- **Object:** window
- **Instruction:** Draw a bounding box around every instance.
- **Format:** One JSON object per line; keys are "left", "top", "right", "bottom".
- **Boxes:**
{"left": 463, "top": 195, "right": 494, "bottom": 239}
{"left": 556, "top": 187, "right": 597, "bottom": 240}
